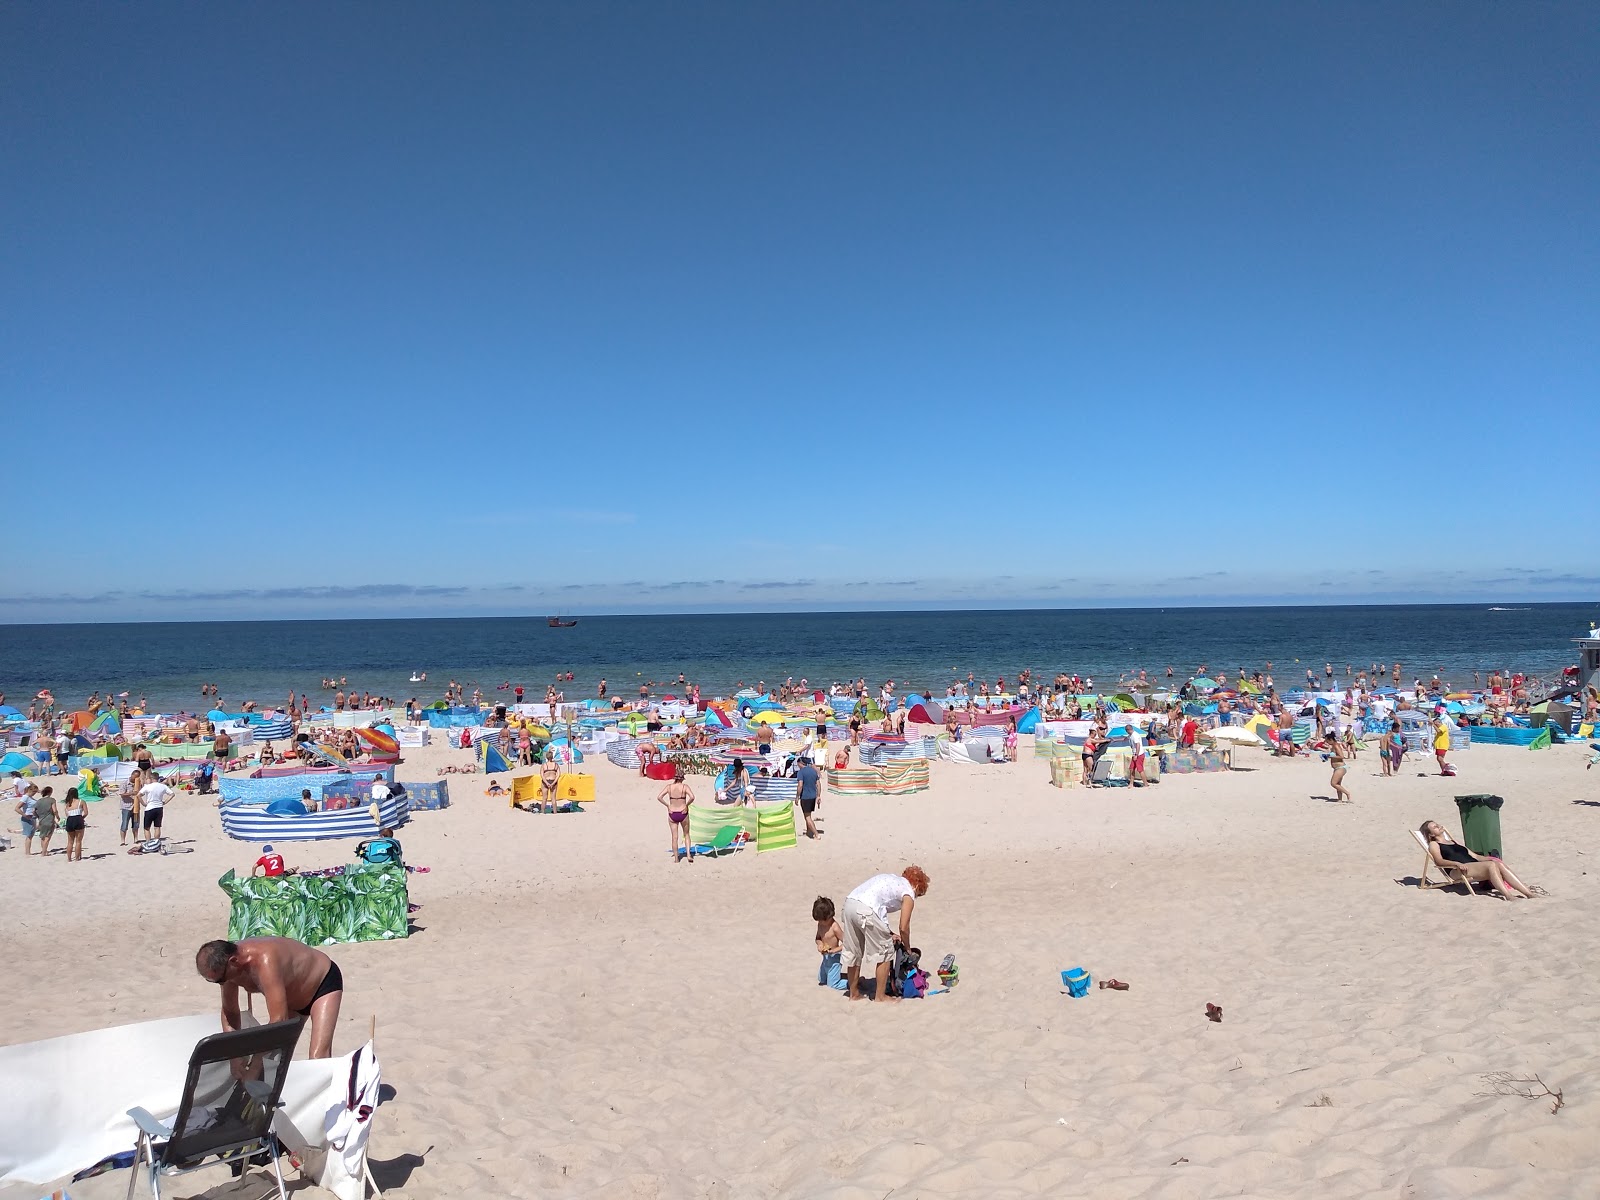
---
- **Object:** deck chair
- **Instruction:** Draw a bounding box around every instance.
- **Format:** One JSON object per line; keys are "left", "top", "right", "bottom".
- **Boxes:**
{"left": 1410, "top": 829, "right": 1479, "bottom": 894}
{"left": 690, "top": 824, "right": 742, "bottom": 858}
{"left": 126, "top": 1016, "right": 304, "bottom": 1199}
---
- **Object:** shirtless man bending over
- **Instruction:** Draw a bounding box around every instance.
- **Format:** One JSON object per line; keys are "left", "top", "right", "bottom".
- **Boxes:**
{"left": 196, "top": 936, "right": 344, "bottom": 1058}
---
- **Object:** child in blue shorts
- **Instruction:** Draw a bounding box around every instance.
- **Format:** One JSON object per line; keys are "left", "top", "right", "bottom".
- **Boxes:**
{"left": 813, "top": 896, "right": 847, "bottom": 990}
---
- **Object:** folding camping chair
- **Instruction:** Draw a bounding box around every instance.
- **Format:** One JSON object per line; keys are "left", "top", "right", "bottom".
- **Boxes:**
{"left": 1410, "top": 829, "right": 1480, "bottom": 895}
{"left": 126, "top": 1016, "right": 304, "bottom": 1200}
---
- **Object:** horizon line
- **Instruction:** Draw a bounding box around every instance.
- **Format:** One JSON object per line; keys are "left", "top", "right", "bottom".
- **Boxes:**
{"left": 1, "top": 597, "right": 1594, "bottom": 629}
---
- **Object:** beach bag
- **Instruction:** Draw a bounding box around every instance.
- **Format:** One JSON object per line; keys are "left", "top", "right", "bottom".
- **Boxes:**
{"left": 889, "top": 944, "right": 921, "bottom": 996}
{"left": 362, "top": 838, "right": 401, "bottom": 865}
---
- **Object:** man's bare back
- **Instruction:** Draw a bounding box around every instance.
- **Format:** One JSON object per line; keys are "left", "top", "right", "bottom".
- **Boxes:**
{"left": 197, "top": 936, "right": 343, "bottom": 1058}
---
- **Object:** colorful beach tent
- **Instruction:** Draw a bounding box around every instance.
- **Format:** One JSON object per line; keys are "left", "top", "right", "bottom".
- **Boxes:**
{"left": 737, "top": 697, "right": 784, "bottom": 717}
{"left": 478, "top": 741, "right": 512, "bottom": 774}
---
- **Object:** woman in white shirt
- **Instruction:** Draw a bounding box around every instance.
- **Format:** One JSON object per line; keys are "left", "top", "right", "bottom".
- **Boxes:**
{"left": 841, "top": 866, "right": 930, "bottom": 1003}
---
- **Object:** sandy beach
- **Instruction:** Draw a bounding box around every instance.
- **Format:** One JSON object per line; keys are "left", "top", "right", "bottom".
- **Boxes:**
{"left": 2, "top": 732, "right": 1597, "bottom": 1200}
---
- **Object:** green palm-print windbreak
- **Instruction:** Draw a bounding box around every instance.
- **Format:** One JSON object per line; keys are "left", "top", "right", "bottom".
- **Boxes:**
{"left": 218, "top": 864, "right": 409, "bottom": 945}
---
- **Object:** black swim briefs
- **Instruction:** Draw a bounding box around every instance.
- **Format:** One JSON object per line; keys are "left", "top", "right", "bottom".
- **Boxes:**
{"left": 296, "top": 960, "right": 343, "bottom": 1016}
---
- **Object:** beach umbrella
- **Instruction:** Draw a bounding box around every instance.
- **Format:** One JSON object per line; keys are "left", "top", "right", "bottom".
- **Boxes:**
{"left": 1192, "top": 677, "right": 1218, "bottom": 690}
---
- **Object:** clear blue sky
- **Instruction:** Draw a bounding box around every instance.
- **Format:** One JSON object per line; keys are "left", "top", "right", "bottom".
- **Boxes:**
{"left": 3, "top": 3, "right": 1596, "bottom": 621}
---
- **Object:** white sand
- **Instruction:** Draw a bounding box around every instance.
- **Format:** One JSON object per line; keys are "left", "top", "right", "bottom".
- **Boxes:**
{"left": 2, "top": 734, "right": 1597, "bottom": 1199}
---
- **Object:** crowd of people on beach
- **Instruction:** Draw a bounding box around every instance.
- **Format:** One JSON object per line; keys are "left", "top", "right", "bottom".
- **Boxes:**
{"left": 1, "top": 634, "right": 1585, "bottom": 1099}
{"left": 7, "top": 652, "right": 1590, "bottom": 891}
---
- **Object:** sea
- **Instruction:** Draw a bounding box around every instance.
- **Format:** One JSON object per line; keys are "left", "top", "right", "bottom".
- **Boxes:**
{"left": 1, "top": 604, "right": 1593, "bottom": 714}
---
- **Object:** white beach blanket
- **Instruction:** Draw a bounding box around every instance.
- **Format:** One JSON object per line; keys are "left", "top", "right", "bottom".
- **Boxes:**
{"left": 0, "top": 1014, "right": 375, "bottom": 1198}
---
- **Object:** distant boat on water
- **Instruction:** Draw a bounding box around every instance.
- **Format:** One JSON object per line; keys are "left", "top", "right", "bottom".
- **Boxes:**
{"left": 547, "top": 616, "right": 578, "bottom": 628}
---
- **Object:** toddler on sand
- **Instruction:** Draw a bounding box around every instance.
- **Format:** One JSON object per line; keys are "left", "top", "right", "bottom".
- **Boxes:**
{"left": 813, "top": 897, "right": 847, "bottom": 990}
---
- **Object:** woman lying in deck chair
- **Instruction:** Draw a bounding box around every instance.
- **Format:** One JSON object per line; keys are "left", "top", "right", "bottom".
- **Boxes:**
{"left": 1418, "top": 820, "right": 1538, "bottom": 900}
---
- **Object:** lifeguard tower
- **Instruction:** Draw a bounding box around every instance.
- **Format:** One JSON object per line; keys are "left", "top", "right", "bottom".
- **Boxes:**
{"left": 1576, "top": 623, "right": 1600, "bottom": 694}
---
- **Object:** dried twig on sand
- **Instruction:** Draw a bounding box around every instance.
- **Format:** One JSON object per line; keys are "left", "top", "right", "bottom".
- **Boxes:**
{"left": 1478, "top": 1072, "right": 1565, "bottom": 1114}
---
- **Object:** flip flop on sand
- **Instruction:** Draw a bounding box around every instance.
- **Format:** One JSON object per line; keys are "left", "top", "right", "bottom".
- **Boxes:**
{"left": 1205, "top": 1003, "right": 1223, "bottom": 1023}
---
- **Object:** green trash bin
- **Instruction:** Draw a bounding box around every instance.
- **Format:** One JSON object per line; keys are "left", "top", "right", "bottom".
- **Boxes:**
{"left": 1454, "top": 794, "right": 1503, "bottom": 858}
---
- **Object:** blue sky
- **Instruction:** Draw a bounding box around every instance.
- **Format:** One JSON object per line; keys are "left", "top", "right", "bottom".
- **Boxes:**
{"left": 3, "top": 3, "right": 1596, "bottom": 622}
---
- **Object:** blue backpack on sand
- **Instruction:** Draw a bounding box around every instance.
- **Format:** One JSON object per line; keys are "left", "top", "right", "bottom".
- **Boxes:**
{"left": 361, "top": 838, "right": 401, "bottom": 866}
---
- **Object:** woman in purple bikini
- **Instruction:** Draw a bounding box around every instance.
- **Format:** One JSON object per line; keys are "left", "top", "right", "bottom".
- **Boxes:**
{"left": 658, "top": 767, "right": 696, "bottom": 863}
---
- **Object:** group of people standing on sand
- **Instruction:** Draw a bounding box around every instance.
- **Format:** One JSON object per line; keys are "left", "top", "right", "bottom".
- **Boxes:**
{"left": 9, "top": 774, "right": 91, "bottom": 860}
{"left": 10, "top": 766, "right": 171, "bottom": 860}
{"left": 656, "top": 751, "right": 827, "bottom": 861}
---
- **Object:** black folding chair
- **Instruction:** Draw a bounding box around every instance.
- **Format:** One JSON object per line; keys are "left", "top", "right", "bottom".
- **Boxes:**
{"left": 126, "top": 1016, "right": 305, "bottom": 1200}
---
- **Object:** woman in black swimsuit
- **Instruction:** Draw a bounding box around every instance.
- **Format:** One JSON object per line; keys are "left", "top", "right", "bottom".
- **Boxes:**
{"left": 62, "top": 785, "right": 88, "bottom": 861}
{"left": 1419, "top": 820, "right": 1536, "bottom": 899}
